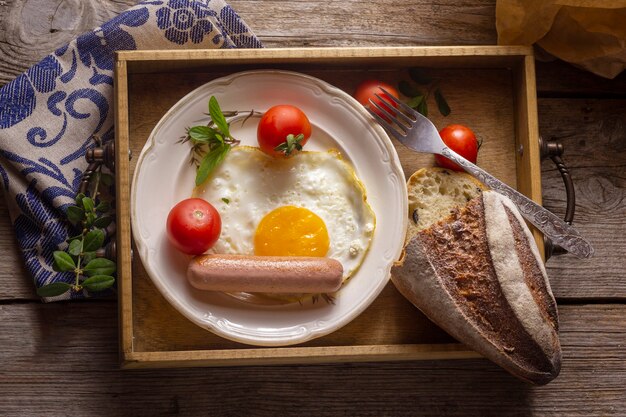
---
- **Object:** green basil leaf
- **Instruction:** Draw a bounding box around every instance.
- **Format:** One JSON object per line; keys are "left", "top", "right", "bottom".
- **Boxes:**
{"left": 36, "top": 282, "right": 72, "bottom": 297}
{"left": 434, "top": 88, "right": 451, "bottom": 116}
{"left": 82, "top": 196, "right": 95, "bottom": 212}
{"left": 68, "top": 239, "right": 83, "bottom": 256}
{"left": 82, "top": 275, "right": 115, "bottom": 292}
{"left": 83, "top": 258, "right": 116, "bottom": 277}
{"left": 94, "top": 215, "right": 113, "bottom": 229}
{"left": 409, "top": 68, "right": 432, "bottom": 85}
{"left": 417, "top": 99, "right": 428, "bottom": 117}
{"left": 398, "top": 80, "right": 421, "bottom": 97}
{"left": 75, "top": 193, "right": 85, "bottom": 206}
{"left": 83, "top": 229, "right": 105, "bottom": 252}
{"left": 195, "top": 143, "right": 231, "bottom": 186}
{"left": 407, "top": 95, "right": 424, "bottom": 109}
{"left": 82, "top": 251, "right": 97, "bottom": 265}
{"left": 188, "top": 126, "right": 217, "bottom": 143}
{"left": 96, "top": 201, "right": 110, "bottom": 213}
{"left": 53, "top": 251, "right": 76, "bottom": 272}
{"left": 84, "top": 214, "right": 94, "bottom": 229}
{"left": 66, "top": 206, "right": 85, "bottom": 224}
{"left": 209, "top": 96, "right": 230, "bottom": 137}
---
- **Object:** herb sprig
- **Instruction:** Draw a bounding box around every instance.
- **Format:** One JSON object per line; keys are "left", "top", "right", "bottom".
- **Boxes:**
{"left": 37, "top": 152, "right": 116, "bottom": 298}
{"left": 274, "top": 133, "right": 304, "bottom": 156}
{"left": 398, "top": 68, "right": 451, "bottom": 117}
{"left": 179, "top": 96, "right": 260, "bottom": 186}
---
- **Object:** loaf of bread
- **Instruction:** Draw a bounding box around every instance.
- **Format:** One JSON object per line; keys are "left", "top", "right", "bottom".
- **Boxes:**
{"left": 392, "top": 168, "right": 561, "bottom": 384}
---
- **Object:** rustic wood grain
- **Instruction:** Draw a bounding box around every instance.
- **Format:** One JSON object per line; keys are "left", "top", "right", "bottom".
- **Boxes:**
{"left": 0, "top": 0, "right": 133, "bottom": 84}
{"left": 229, "top": 0, "right": 498, "bottom": 48}
{"left": 1, "top": 0, "right": 622, "bottom": 95}
{"left": 0, "top": 0, "right": 625, "bottom": 415}
{"left": 535, "top": 61, "right": 626, "bottom": 97}
{"left": 1, "top": 302, "right": 624, "bottom": 416}
{"left": 539, "top": 99, "right": 626, "bottom": 299}
{"left": 0, "top": 187, "right": 36, "bottom": 299}
{"left": 0, "top": 0, "right": 499, "bottom": 84}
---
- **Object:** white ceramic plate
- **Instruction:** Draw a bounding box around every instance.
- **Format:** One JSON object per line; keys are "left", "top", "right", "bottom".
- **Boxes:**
{"left": 131, "top": 70, "right": 407, "bottom": 346}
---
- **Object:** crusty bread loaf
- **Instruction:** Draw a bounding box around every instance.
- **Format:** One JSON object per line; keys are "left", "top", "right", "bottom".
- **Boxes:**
{"left": 406, "top": 168, "right": 488, "bottom": 243}
{"left": 392, "top": 169, "right": 561, "bottom": 385}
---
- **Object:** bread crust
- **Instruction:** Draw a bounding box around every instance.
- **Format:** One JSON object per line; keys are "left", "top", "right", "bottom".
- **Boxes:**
{"left": 392, "top": 191, "right": 561, "bottom": 384}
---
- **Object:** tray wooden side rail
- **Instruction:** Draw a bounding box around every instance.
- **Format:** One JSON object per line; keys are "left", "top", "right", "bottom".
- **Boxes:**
{"left": 114, "top": 46, "right": 541, "bottom": 369}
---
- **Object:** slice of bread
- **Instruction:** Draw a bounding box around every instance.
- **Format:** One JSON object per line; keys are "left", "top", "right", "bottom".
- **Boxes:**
{"left": 406, "top": 167, "right": 488, "bottom": 243}
{"left": 393, "top": 168, "right": 561, "bottom": 385}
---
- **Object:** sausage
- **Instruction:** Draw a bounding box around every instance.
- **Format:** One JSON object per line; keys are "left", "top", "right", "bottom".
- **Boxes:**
{"left": 187, "top": 254, "right": 344, "bottom": 293}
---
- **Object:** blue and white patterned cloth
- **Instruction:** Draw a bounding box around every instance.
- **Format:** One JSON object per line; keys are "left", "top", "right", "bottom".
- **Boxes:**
{"left": 0, "top": 0, "right": 262, "bottom": 300}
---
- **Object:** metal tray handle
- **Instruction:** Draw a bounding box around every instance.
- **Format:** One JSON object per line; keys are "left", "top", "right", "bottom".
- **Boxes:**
{"left": 539, "top": 136, "right": 576, "bottom": 260}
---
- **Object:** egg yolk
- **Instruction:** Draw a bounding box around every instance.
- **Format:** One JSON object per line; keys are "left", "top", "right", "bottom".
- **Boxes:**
{"left": 254, "top": 206, "right": 330, "bottom": 257}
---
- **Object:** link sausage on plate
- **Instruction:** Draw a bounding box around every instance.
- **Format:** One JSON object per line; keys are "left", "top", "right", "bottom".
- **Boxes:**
{"left": 187, "top": 254, "right": 344, "bottom": 293}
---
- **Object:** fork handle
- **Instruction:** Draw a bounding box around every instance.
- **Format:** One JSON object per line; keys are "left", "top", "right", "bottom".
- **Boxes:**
{"left": 440, "top": 147, "right": 594, "bottom": 259}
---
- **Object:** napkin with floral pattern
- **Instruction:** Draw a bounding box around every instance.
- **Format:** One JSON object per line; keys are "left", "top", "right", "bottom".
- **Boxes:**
{"left": 0, "top": 0, "right": 262, "bottom": 300}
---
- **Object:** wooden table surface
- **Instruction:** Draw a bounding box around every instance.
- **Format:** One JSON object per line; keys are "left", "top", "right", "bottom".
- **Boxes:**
{"left": 1, "top": 1, "right": 625, "bottom": 415}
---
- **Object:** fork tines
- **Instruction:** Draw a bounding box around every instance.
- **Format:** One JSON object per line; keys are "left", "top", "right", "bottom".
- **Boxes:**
{"left": 366, "top": 88, "right": 417, "bottom": 139}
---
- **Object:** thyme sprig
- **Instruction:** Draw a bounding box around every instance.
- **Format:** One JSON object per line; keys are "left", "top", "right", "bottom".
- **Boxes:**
{"left": 178, "top": 96, "right": 261, "bottom": 186}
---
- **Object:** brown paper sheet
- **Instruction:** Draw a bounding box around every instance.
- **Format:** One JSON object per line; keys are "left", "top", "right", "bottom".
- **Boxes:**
{"left": 496, "top": 0, "right": 626, "bottom": 79}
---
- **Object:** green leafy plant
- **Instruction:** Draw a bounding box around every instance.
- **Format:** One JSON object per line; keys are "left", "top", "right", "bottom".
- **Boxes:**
{"left": 398, "top": 68, "right": 451, "bottom": 117}
{"left": 36, "top": 146, "right": 116, "bottom": 298}
{"left": 180, "top": 96, "right": 260, "bottom": 186}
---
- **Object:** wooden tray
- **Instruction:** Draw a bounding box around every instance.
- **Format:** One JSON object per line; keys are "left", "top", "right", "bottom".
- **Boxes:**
{"left": 114, "top": 46, "right": 542, "bottom": 369}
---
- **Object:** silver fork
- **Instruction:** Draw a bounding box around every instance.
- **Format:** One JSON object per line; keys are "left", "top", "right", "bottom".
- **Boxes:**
{"left": 368, "top": 88, "right": 594, "bottom": 259}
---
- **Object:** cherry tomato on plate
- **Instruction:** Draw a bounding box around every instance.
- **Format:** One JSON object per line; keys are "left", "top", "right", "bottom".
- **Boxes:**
{"left": 257, "top": 105, "right": 312, "bottom": 158}
{"left": 434, "top": 124, "right": 479, "bottom": 172}
{"left": 354, "top": 79, "right": 400, "bottom": 120}
{"left": 166, "top": 198, "right": 221, "bottom": 255}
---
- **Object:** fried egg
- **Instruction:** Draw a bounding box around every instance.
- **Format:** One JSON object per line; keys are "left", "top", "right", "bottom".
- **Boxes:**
{"left": 193, "top": 146, "right": 376, "bottom": 286}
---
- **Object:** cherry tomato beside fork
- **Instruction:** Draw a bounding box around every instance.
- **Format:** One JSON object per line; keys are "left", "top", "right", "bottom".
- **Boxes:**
{"left": 434, "top": 124, "right": 479, "bottom": 172}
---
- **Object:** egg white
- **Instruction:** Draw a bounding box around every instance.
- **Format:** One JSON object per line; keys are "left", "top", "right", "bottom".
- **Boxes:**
{"left": 193, "top": 146, "right": 376, "bottom": 283}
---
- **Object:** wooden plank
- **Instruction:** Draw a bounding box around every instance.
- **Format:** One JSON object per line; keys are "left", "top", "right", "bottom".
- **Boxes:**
{"left": 536, "top": 61, "right": 626, "bottom": 97}
{"left": 1, "top": 302, "right": 624, "bottom": 416}
{"left": 0, "top": 0, "right": 499, "bottom": 83}
{"left": 227, "top": 0, "right": 498, "bottom": 47}
{"left": 513, "top": 54, "right": 545, "bottom": 257}
{"left": 113, "top": 58, "right": 133, "bottom": 359}
{"left": 539, "top": 99, "right": 626, "bottom": 299}
{"left": 0, "top": 0, "right": 133, "bottom": 84}
{"left": 119, "top": 46, "right": 533, "bottom": 61}
{"left": 1, "top": 0, "right": 624, "bottom": 97}
{"left": 123, "top": 344, "right": 480, "bottom": 369}
{"left": 0, "top": 189, "right": 36, "bottom": 300}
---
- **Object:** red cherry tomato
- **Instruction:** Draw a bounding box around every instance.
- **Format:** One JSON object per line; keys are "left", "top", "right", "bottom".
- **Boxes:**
{"left": 434, "top": 124, "right": 479, "bottom": 171}
{"left": 354, "top": 79, "right": 400, "bottom": 120}
{"left": 166, "top": 198, "right": 221, "bottom": 255}
{"left": 257, "top": 105, "right": 312, "bottom": 158}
